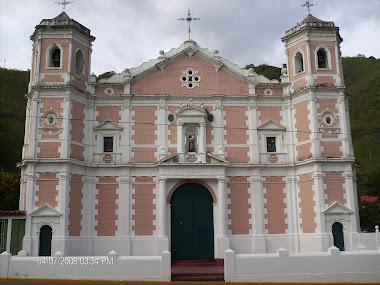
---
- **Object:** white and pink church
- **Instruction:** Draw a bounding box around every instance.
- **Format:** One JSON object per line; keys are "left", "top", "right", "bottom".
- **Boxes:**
{"left": 3, "top": 10, "right": 379, "bottom": 282}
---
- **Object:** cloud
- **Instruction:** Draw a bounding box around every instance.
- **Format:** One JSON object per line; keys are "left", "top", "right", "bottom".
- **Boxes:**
{"left": 0, "top": 0, "right": 379, "bottom": 73}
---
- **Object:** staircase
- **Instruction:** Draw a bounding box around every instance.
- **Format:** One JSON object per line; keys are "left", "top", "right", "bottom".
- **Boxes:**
{"left": 171, "top": 259, "right": 224, "bottom": 282}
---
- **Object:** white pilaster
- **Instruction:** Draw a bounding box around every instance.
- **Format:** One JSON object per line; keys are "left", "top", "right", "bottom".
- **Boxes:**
{"left": 199, "top": 122, "right": 206, "bottom": 162}
{"left": 117, "top": 175, "right": 131, "bottom": 255}
{"left": 157, "top": 177, "right": 169, "bottom": 254}
{"left": 216, "top": 177, "right": 229, "bottom": 259}
{"left": 251, "top": 173, "right": 266, "bottom": 253}
{"left": 61, "top": 92, "right": 71, "bottom": 159}
{"left": 309, "top": 92, "right": 320, "bottom": 158}
{"left": 248, "top": 95, "right": 259, "bottom": 163}
{"left": 287, "top": 175, "right": 300, "bottom": 253}
{"left": 177, "top": 123, "right": 184, "bottom": 162}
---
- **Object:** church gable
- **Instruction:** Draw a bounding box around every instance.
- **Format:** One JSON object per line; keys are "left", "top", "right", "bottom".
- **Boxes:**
{"left": 130, "top": 53, "right": 249, "bottom": 95}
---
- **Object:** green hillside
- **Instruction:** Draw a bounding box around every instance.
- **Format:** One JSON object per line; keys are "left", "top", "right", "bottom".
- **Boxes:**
{"left": 0, "top": 56, "right": 379, "bottom": 230}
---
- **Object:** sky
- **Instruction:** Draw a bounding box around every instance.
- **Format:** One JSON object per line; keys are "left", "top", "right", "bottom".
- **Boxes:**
{"left": 0, "top": 0, "right": 379, "bottom": 75}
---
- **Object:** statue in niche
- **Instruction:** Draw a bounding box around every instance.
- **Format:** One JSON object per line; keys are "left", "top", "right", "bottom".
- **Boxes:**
{"left": 188, "top": 131, "right": 195, "bottom": 152}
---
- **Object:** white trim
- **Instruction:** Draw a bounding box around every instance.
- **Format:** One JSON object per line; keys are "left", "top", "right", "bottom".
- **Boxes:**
{"left": 74, "top": 48, "right": 86, "bottom": 75}
{"left": 315, "top": 45, "right": 332, "bottom": 71}
{"left": 46, "top": 44, "right": 63, "bottom": 70}
{"left": 293, "top": 50, "right": 305, "bottom": 75}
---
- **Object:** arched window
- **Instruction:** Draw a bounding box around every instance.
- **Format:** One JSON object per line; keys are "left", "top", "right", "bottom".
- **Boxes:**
{"left": 317, "top": 48, "right": 328, "bottom": 68}
{"left": 294, "top": 52, "right": 304, "bottom": 74}
{"left": 39, "top": 225, "right": 52, "bottom": 256}
{"left": 47, "top": 45, "right": 61, "bottom": 68}
{"left": 332, "top": 222, "right": 345, "bottom": 251}
{"left": 75, "top": 49, "right": 85, "bottom": 74}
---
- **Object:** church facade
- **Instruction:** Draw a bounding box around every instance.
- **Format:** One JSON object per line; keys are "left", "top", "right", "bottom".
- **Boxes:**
{"left": 18, "top": 12, "right": 360, "bottom": 260}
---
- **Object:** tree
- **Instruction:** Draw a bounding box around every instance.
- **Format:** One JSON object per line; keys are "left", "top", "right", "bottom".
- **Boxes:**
{"left": 0, "top": 172, "right": 20, "bottom": 211}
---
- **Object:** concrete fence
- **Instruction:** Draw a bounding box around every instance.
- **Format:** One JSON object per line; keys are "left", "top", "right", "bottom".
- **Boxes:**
{"left": 0, "top": 250, "right": 171, "bottom": 281}
{"left": 225, "top": 247, "right": 380, "bottom": 283}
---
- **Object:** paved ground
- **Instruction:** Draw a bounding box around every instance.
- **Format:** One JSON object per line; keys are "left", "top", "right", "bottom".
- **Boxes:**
{"left": 0, "top": 280, "right": 229, "bottom": 285}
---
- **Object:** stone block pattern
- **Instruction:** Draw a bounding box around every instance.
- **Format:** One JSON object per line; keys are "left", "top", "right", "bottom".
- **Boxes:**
{"left": 224, "top": 106, "right": 249, "bottom": 163}
{"left": 294, "top": 100, "right": 312, "bottom": 161}
{"left": 132, "top": 177, "right": 156, "bottom": 236}
{"left": 96, "top": 106, "right": 121, "bottom": 123}
{"left": 36, "top": 172, "right": 59, "bottom": 208}
{"left": 132, "top": 106, "right": 157, "bottom": 162}
{"left": 227, "top": 176, "right": 251, "bottom": 235}
{"left": 68, "top": 174, "right": 83, "bottom": 236}
{"left": 321, "top": 141, "right": 342, "bottom": 158}
{"left": 263, "top": 176, "right": 288, "bottom": 234}
{"left": 37, "top": 142, "right": 61, "bottom": 158}
{"left": 298, "top": 173, "right": 317, "bottom": 233}
{"left": 324, "top": 171, "right": 346, "bottom": 206}
{"left": 71, "top": 101, "right": 86, "bottom": 142}
{"left": 95, "top": 176, "right": 119, "bottom": 236}
{"left": 130, "top": 55, "right": 248, "bottom": 95}
{"left": 258, "top": 106, "right": 282, "bottom": 124}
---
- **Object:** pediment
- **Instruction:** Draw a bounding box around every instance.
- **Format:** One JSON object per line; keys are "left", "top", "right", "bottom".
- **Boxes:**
{"left": 323, "top": 201, "right": 353, "bottom": 215}
{"left": 99, "top": 40, "right": 278, "bottom": 87}
{"left": 30, "top": 204, "right": 62, "bottom": 217}
{"left": 258, "top": 119, "right": 286, "bottom": 131}
{"left": 155, "top": 152, "right": 229, "bottom": 165}
{"left": 177, "top": 106, "right": 207, "bottom": 117}
{"left": 94, "top": 119, "right": 123, "bottom": 131}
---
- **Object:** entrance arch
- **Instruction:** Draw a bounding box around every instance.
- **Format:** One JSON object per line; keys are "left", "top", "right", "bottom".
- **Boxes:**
{"left": 332, "top": 222, "right": 345, "bottom": 251}
{"left": 170, "top": 183, "right": 214, "bottom": 260}
{"left": 39, "top": 225, "right": 52, "bottom": 256}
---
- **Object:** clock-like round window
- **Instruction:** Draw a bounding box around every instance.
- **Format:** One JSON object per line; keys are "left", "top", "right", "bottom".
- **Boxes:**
{"left": 324, "top": 114, "right": 333, "bottom": 125}
{"left": 46, "top": 114, "right": 56, "bottom": 125}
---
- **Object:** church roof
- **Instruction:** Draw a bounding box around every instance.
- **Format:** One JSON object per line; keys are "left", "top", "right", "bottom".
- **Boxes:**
{"left": 300, "top": 14, "right": 323, "bottom": 24}
{"left": 31, "top": 12, "right": 95, "bottom": 42}
{"left": 53, "top": 11, "right": 71, "bottom": 21}
{"left": 98, "top": 39, "right": 279, "bottom": 85}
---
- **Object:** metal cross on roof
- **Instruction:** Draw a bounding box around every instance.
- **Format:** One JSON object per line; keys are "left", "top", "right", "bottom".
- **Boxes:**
{"left": 178, "top": 10, "right": 200, "bottom": 40}
{"left": 55, "top": 0, "right": 74, "bottom": 12}
{"left": 301, "top": 1, "right": 317, "bottom": 15}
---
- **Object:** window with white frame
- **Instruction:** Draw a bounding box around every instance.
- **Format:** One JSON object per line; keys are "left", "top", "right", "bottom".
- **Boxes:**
{"left": 294, "top": 51, "right": 304, "bottom": 74}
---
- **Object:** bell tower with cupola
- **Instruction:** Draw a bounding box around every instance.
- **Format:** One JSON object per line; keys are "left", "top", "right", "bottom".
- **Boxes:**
{"left": 29, "top": 12, "right": 95, "bottom": 91}
{"left": 282, "top": 14, "right": 344, "bottom": 93}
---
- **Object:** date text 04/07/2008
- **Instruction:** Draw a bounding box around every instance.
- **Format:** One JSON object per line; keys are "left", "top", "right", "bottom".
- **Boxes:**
{"left": 37, "top": 256, "right": 114, "bottom": 265}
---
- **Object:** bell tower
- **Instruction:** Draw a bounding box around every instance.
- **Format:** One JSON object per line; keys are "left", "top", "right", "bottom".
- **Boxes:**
{"left": 29, "top": 12, "right": 95, "bottom": 92}
{"left": 281, "top": 14, "right": 344, "bottom": 93}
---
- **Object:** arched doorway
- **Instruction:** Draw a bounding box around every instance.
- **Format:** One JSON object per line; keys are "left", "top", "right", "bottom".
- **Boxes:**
{"left": 39, "top": 225, "right": 52, "bottom": 256}
{"left": 332, "top": 222, "right": 345, "bottom": 251}
{"left": 171, "top": 183, "right": 214, "bottom": 260}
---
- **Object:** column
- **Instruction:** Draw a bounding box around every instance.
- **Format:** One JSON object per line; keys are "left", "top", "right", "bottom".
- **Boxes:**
{"left": 158, "top": 95, "right": 168, "bottom": 160}
{"left": 157, "top": 177, "right": 169, "bottom": 254}
{"left": 309, "top": 91, "right": 321, "bottom": 158}
{"left": 57, "top": 170, "right": 70, "bottom": 255}
{"left": 199, "top": 122, "right": 206, "bottom": 162}
{"left": 313, "top": 169, "right": 329, "bottom": 251}
{"left": 251, "top": 173, "right": 266, "bottom": 253}
{"left": 82, "top": 176, "right": 95, "bottom": 256}
{"left": 216, "top": 177, "right": 229, "bottom": 259}
{"left": 286, "top": 175, "right": 300, "bottom": 253}
{"left": 61, "top": 93, "right": 71, "bottom": 159}
{"left": 117, "top": 175, "right": 131, "bottom": 255}
{"left": 248, "top": 95, "right": 259, "bottom": 163}
{"left": 177, "top": 123, "right": 184, "bottom": 162}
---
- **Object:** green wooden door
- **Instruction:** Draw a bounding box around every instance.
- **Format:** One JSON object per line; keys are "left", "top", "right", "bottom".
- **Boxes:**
{"left": 332, "top": 222, "right": 345, "bottom": 251}
{"left": 10, "top": 219, "right": 25, "bottom": 255}
{"left": 39, "top": 225, "right": 52, "bottom": 256}
{"left": 171, "top": 183, "right": 214, "bottom": 260}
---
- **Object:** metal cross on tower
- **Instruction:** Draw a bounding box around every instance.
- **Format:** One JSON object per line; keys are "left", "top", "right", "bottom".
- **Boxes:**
{"left": 178, "top": 10, "right": 200, "bottom": 40}
{"left": 55, "top": 0, "right": 74, "bottom": 12}
{"left": 301, "top": 1, "right": 317, "bottom": 15}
